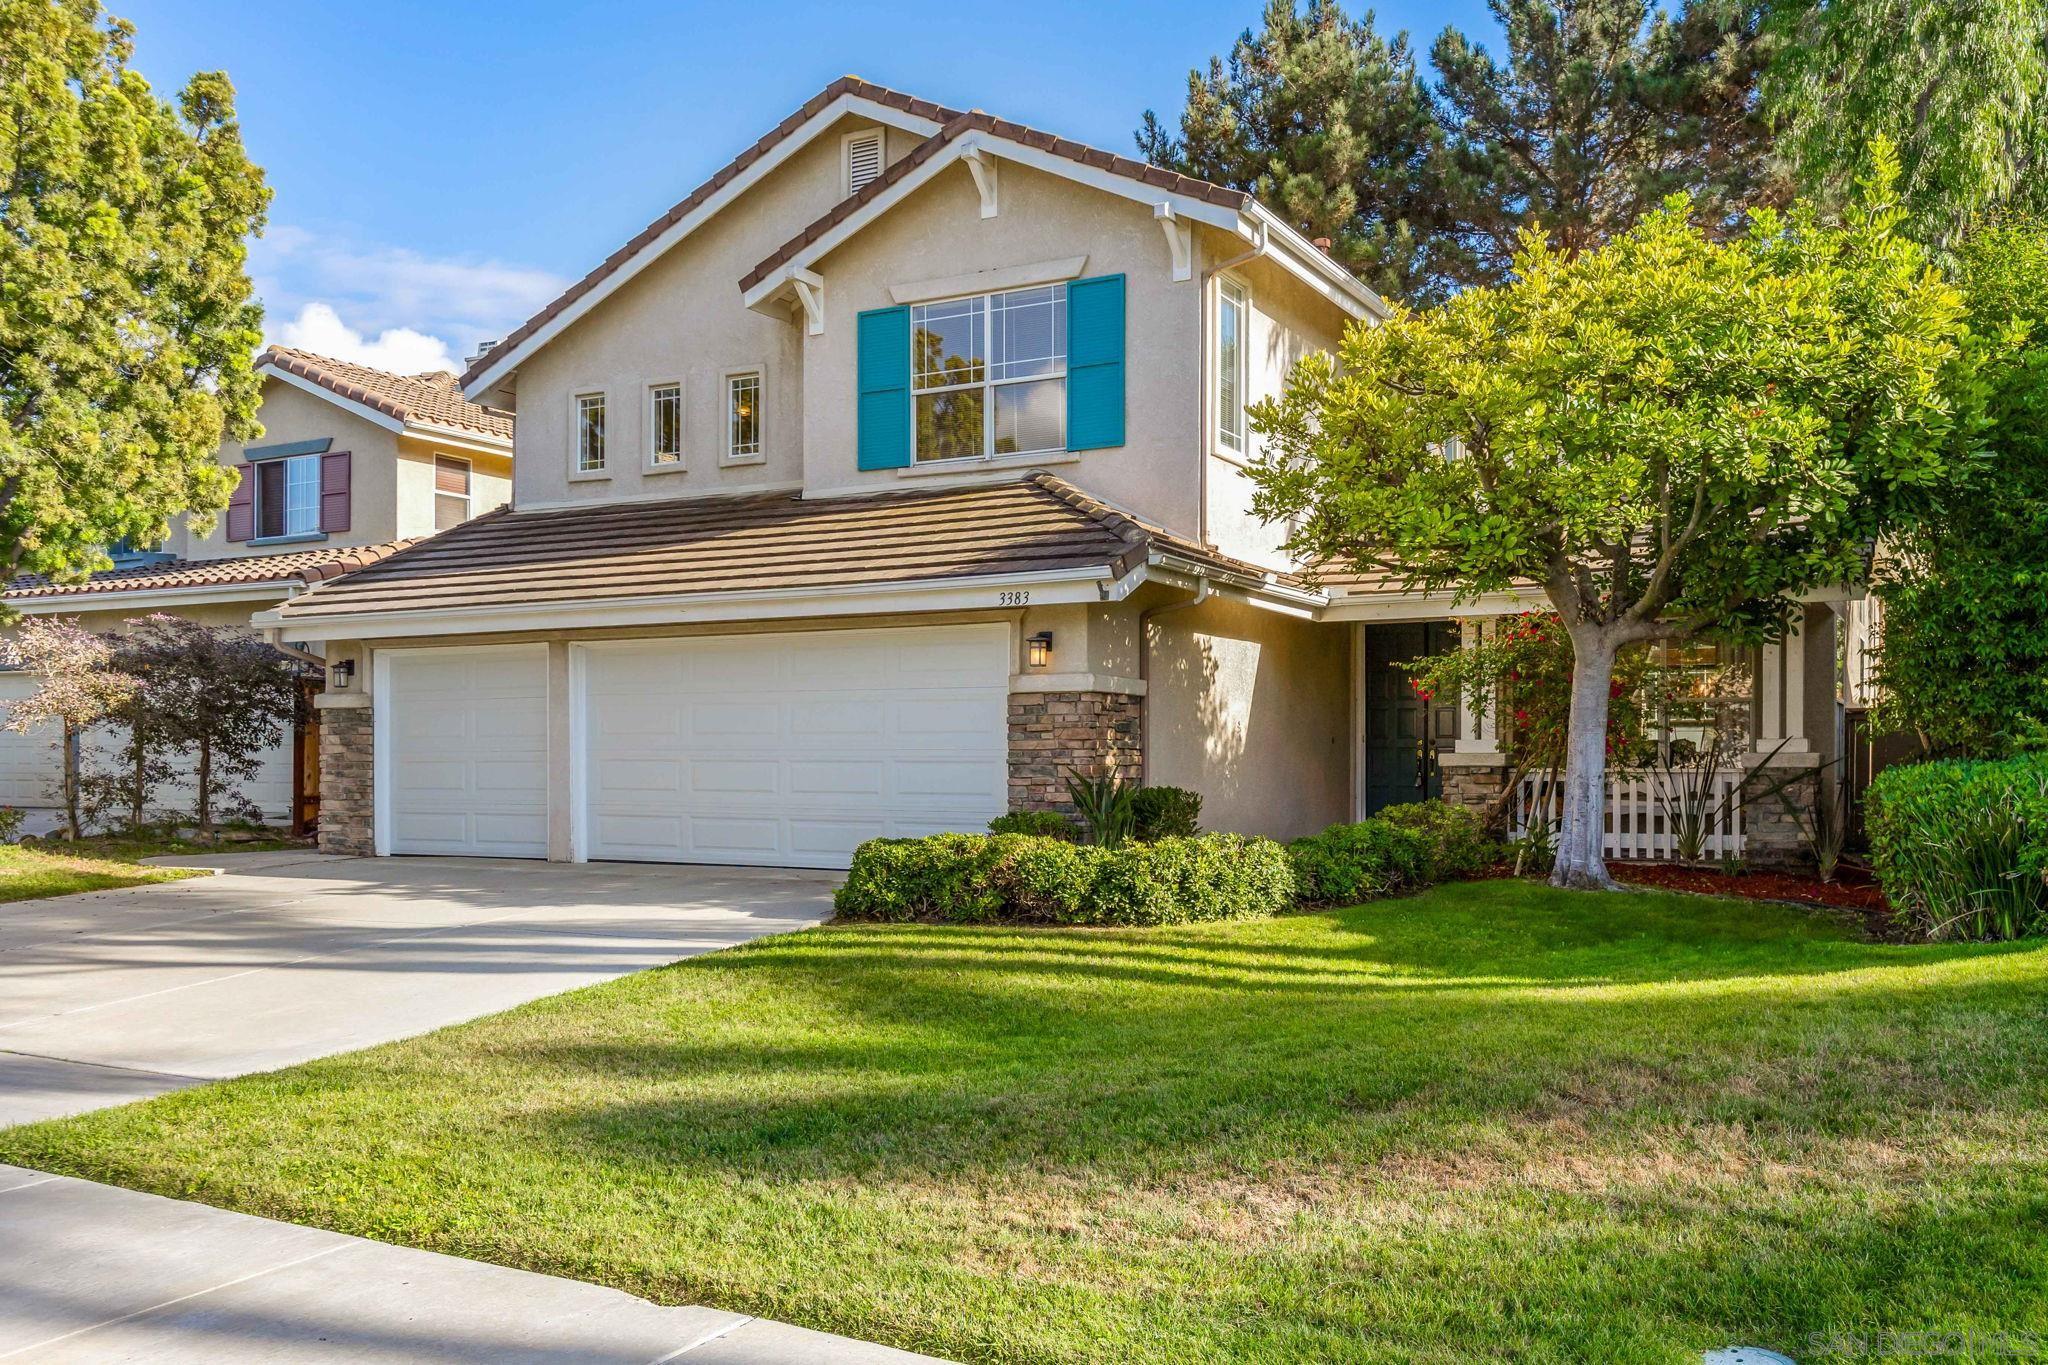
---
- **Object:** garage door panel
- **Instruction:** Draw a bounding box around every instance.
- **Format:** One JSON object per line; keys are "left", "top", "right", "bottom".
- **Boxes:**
{"left": 385, "top": 647, "right": 548, "bottom": 858}
{"left": 582, "top": 626, "right": 1007, "bottom": 869}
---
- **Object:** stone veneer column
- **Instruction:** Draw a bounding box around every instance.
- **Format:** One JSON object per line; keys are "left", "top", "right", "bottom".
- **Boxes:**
{"left": 1007, "top": 691, "right": 1142, "bottom": 813}
{"left": 1742, "top": 761, "right": 1817, "bottom": 870}
{"left": 1437, "top": 754, "right": 1513, "bottom": 822}
{"left": 315, "top": 696, "right": 374, "bottom": 856}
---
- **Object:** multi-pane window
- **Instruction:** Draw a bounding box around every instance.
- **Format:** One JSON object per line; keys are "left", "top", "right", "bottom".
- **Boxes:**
{"left": 434, "top": 455, "right": 471, "bottom": 531}
{"left": 911, "top": 284, "right": 1065, "bottom": 463}
{"left": 649, "top": 382, "right": 682, "bottom": 466}
{"left": 1217, "top": 278, "right": 1247, "bottom": 452}
{"left": 576, "top": 393, "right": 606, "bottom": 472}
{"left": 256, "top": 453, "right": 321, "bottom": 538}
{"left": 726, "top": 372, "right": 761, "bottom": 460}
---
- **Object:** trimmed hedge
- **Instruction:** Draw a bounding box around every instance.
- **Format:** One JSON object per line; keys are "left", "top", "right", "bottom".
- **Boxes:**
{"left": 835, "top": 832, "right": 1295, "bottom": 926}
{"left": 1288, "top": 802, "right": 1496, "bottom": 905}
{"left": 1130, "top": 786, "right": 1202, "bottom": 841}
{"left": 988, "top": 810, "right": 1082, "bottom": 841}
{"left": 1867, "top": 754, "right": 2048, "bottom": 941}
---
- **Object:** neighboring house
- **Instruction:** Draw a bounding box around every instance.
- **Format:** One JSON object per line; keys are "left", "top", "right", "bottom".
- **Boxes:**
{"left": 0, "top": 350, "right": 514, "bottom": 826}
{"left": 261, "top": 76, "right": 1852, "bottom": 870}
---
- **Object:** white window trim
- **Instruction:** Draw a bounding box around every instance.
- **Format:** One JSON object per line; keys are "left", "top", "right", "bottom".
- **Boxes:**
{"left": 248, "top": 451, "right": 326, "bottom": 543}
{"left": 721, "top": 366, "right": 766, "bottom": 466}
{"left": 645, "top": 379, "right": 685, "bottom": 473}
{"left": 1214, "top": 275, "right": 1250, "bottom": 463}
{"left": 434, "top": 454, "right": 473, "bottom": 528}
{"left": 910, "top": 285, "right": 1068, "bottom": 466}
{"left": 841, "top": 126, "right": 885, "bottom": 198}
{"left": 571, "top": 390, "right": 609, "bottom": 480}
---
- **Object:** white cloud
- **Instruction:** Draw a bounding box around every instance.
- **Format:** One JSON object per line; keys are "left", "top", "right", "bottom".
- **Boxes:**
{"left": 251, "top": 226, "right": 569, "bottom": 372}
{"left": 273, "top": 302, "right": 461, "bottom": 375}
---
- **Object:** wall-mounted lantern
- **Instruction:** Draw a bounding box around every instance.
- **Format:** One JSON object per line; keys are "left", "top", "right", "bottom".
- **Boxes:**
{"left": 329, "top": 658, "right": 356, "bottom": 690}
{"left": 1026, "top": 631, "right": 1054, "bottom": 669}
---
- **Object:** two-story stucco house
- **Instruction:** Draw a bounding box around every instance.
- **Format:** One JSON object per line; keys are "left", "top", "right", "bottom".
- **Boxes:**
{"left": 1, "top": 349, "right": 514, "bottom": 827}
{"left": 263, "top": 77, "right": 1850, "bottom": 870}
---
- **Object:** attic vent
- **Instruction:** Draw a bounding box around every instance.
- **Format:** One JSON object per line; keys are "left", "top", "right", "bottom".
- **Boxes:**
{"left": 845, "top": 129, "right": 883, "bottom": 196}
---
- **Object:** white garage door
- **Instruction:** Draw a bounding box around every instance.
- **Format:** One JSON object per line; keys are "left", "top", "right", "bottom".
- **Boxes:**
{"left": 580, "top": 625, "right": 1009, "bottom": 869}
{"left": 383, "top": 646, "right": 549, "bottom": 857}
{"left": 0, "top": 671, "right": 61, "bottom": 808}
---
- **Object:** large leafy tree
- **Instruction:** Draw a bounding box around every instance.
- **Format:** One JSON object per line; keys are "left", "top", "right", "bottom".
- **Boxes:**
{"left": 1871, "top": 216, "right": 2048, "bottom": 755}
{"left": 1247, "top": 156, "right": 1976, "bottom": 889}
{"left": 0, "top": 0, "right": 269, "bottom": 585}
{"left": 1430, "top": 0, "right": 1783, "bottom": 287}
{"left": 1135, "top": 0, "right": 1450, "bottom": 301}
{"left": 1762, "top": 0, "right": 2048, "bottom": 248}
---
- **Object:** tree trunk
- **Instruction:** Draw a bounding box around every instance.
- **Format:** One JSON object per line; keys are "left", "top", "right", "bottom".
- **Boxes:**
{"left": 1552, "top": 629, "right": 1622, "bottom": 891}
{"left": 129, "top": 700, "right": 146, "bottom": 834}
{"left": 196, "top": 737, "right": 212, "bottom": 839}
{"left": 61, "top": 721, "right": 81, "bottom": 842}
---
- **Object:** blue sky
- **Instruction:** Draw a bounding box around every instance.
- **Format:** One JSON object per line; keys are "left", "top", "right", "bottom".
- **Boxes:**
{"left": 115, "top": 0, "right": 1497, "bottom": 373}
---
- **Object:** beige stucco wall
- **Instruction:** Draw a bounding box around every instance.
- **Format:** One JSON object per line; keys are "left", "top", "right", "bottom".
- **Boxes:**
{"left": 1145, "top": 594, "right": 1351, "bottom": 839}
{"left": 800, "top": 159, "right": 1206, "bottom": 539}
{"left": 392, "top": 437, "right": 513, "bottom": 540}
{"left": 507, "top": 119, "right": 882, "bottom": 509}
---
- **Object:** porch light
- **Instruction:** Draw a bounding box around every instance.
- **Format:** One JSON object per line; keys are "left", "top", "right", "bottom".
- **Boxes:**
{"left": 329, "top": 658, "right": 355, "bottom": 689}
{"left": 1026, "top": 631, "right": 1054, "bottom": 669}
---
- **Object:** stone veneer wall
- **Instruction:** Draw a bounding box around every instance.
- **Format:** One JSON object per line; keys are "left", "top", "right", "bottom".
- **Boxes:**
{"left": 317, "top": 702, "right": 374, "bottom": 856}
{"left": 1742, "top": 762, "right": 1817, "bottom": 870}
{"left": 1439, "top": 758, "right": 1513, "bottom": 825}
{"left": 1008, "top": 691, "right": 1142, "bottom": 813}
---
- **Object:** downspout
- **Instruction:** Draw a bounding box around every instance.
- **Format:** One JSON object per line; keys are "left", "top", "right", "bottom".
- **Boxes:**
{"left": 262, "top": 628, "right": 326, "bottom": 672}
{"left": 1195, "top": 223, "right": 1267, "bottom": 549}
{"left": 1136, "top": 576, "right": 1212, "bottom": 784}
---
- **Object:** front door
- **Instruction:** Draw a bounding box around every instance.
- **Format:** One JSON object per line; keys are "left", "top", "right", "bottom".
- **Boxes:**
{"left": 1363, "top": 622, "right": 1459, "bottom": 815}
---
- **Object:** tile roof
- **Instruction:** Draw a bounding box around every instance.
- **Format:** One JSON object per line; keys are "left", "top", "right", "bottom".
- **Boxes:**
{"left": 262, "top": 348, "right": 514, "bottom": 441}
{"left": 7, "top": 541, "right": 420, "bottom": 602}
{"left": 741, "top": 109, "right": 1249, "bottom": 293}
{"left": 271, "top": 474, "right": 1284, "bottom": 623}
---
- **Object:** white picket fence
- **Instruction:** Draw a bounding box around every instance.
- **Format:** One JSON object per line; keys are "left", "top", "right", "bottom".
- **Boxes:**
{"left": 1513, "top": 769, "right": 1747, "bottom": 861}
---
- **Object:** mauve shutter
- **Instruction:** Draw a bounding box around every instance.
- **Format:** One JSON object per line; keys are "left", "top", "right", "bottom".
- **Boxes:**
{"left": 319, "top": 451, "right": 351, "bottom": 533}
{"left": 224, "top": 465, "right": 254, "bottom": 542}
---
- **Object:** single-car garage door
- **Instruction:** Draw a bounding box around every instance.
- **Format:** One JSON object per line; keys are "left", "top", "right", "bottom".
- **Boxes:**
{"left": 382, "top": 645, "right": 549, "bottom": 857}
{"left": 0, "top": 671, "right": 61, "bottom": 808}
{"left": 580, "top": 625, "right": 1009, "bottom": 869}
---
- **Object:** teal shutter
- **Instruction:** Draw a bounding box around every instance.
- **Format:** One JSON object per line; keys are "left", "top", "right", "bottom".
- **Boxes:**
{"left": 1066, "top": 274, "right": 1126, "bottom": 451}
{"left": 857, "top": 305, "right": 912, "bottom": 470}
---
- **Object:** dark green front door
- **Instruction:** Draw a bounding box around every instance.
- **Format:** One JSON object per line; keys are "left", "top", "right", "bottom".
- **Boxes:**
{"left": 1363, "top": 622, "right": 1459, "bottom": 815}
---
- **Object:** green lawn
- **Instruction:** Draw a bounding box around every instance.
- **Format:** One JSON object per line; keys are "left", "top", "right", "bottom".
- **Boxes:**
{"left": 0, "top": 843, "right": 207, "bottom": 902}
{"left": 3, "top": 881, "right": 2044, "bottom": 1363}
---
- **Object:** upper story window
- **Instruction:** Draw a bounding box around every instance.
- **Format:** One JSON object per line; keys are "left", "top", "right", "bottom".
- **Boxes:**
{"left": 575, "top": 393, "right": 606, "bottom": 473}
{"left": 911, "top": 284, "right": 1066, "bottom": 463}
{"left": 843, "top": 128, "right": 884, "bottom": 196}
{"left": 649, "top": 382, "right": 683, "bottom": 466}
{"left": 726, "top": 371, "right": 761, "bottom": 461}
{"left": 1217, "top": 277, "right": 1247, "bottom": 453}
{"left": 434, "top": 455, "right": 471, "bottom": 531}
{"left": 257, "top": 453, "right": 321, "bottom": 538}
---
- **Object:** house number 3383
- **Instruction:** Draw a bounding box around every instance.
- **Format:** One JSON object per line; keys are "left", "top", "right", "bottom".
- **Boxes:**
{"left": 997, "top": 590, "right": 1031, "bottom": 606}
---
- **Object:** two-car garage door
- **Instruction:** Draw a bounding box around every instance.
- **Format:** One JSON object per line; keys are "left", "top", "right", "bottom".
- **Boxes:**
{"left": 379, "top": 625, "right": 1010, "bottom": 869}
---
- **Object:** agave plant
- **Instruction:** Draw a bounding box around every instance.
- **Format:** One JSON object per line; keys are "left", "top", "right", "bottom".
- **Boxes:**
{"left": 1064, "top": 769, "right": 1137, "bottom": 848}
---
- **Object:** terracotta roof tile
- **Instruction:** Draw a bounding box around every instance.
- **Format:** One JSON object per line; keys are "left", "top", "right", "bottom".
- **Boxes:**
{"left": 262, "top": 349, "right": 513, "bottom": 441}
{"left": 7, "top": 540, "right": 421, "bottom": 603}
{"left": 271, "top": 474, "right": 1280, "bottom": 623}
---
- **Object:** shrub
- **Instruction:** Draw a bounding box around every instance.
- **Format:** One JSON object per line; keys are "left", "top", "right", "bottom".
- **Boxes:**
{"left": 1286, "top": 819, "right": 1431, "bottom": 905}
{"left": 0, "top": 806, "right": 21, "bottom": 844}
{"left": 1130, "top": 786, "right": 1202, "bottom": 841}
{"left": 988, "top": 810, "right": 1081, "bottom": 841}
{"left": 1066, "top": 771, "right": 1137, "bottom": 847}
{"left": 1375, "top": 800, "right": 1496, "bottom": 879}
{"left": 835, "top": 832, "right": 1291, "bottom": 926}
{"left": 1867, "top": 754, "right": 2048, "bottom": 941}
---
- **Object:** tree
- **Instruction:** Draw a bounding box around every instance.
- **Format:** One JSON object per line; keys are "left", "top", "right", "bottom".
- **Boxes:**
{"left": 1430, "top": 0, "right": 1784, "bottom": 287}
{"left": 0, "top": 0, "right": 269, "bottom": 587}
{"left": 1761, "top": 0, "right": 2048, "bottom": 249}
{"left": 1246, "top": 154, "right": 1976, "bottom": 889}
{"left": 1871, "top": 216, "right": 2048, "bottom": 755}
{"left": 0, "top": 616, "right": 135, "bottom": 839}
{"left": 1135, "top": 0, "right": 1451, "bottom": 301}
{"left": 118, "top": 616, "right": 299, "bottom": 837}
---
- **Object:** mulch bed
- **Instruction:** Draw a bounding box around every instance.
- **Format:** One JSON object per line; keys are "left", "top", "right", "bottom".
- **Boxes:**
{"left": 1612, "top": 860, "right": 1888, "bottom": 912}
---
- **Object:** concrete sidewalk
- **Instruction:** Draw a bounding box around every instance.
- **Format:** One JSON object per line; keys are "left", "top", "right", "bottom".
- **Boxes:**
{"left": 0, "top": 1164, "right": 947, "bottom": 1363}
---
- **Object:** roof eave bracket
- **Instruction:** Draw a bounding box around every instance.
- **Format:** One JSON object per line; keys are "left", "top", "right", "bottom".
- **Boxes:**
{"left": 1155, "top": 204, "right": 1192, "bottom": 283}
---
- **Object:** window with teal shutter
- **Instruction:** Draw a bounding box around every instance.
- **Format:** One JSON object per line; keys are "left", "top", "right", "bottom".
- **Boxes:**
{"left": 857, "top": 306, "right": 912, "bottom": 469}
{"left": 1065, "top": 274, "right": 1125, "bottom": 450}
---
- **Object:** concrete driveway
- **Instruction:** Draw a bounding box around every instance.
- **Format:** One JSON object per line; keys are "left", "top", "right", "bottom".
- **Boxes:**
{"left": 0, "top": 850, "right": 836, "bottom": 1127}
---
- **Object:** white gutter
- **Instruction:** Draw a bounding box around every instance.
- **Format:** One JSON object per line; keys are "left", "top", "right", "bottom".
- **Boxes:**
{"left": 7, "top": 580, "right": 293, "bottom": 615}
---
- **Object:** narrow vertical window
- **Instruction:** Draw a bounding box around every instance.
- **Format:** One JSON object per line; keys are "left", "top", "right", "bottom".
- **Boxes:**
{"left": 1217, "top": 278, "right": 1246, "bottom": 453}
{"left": 576, "top": 393, "right": 606, "bottom": 472}
{"left": 434, "top": 455, "right": 472, "bottom": 530}
{"left": 649, "top": 382, "right": 682, "bottom": 466}
{"left": 726, "top": 372, "right": 761, "bottom": 460}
